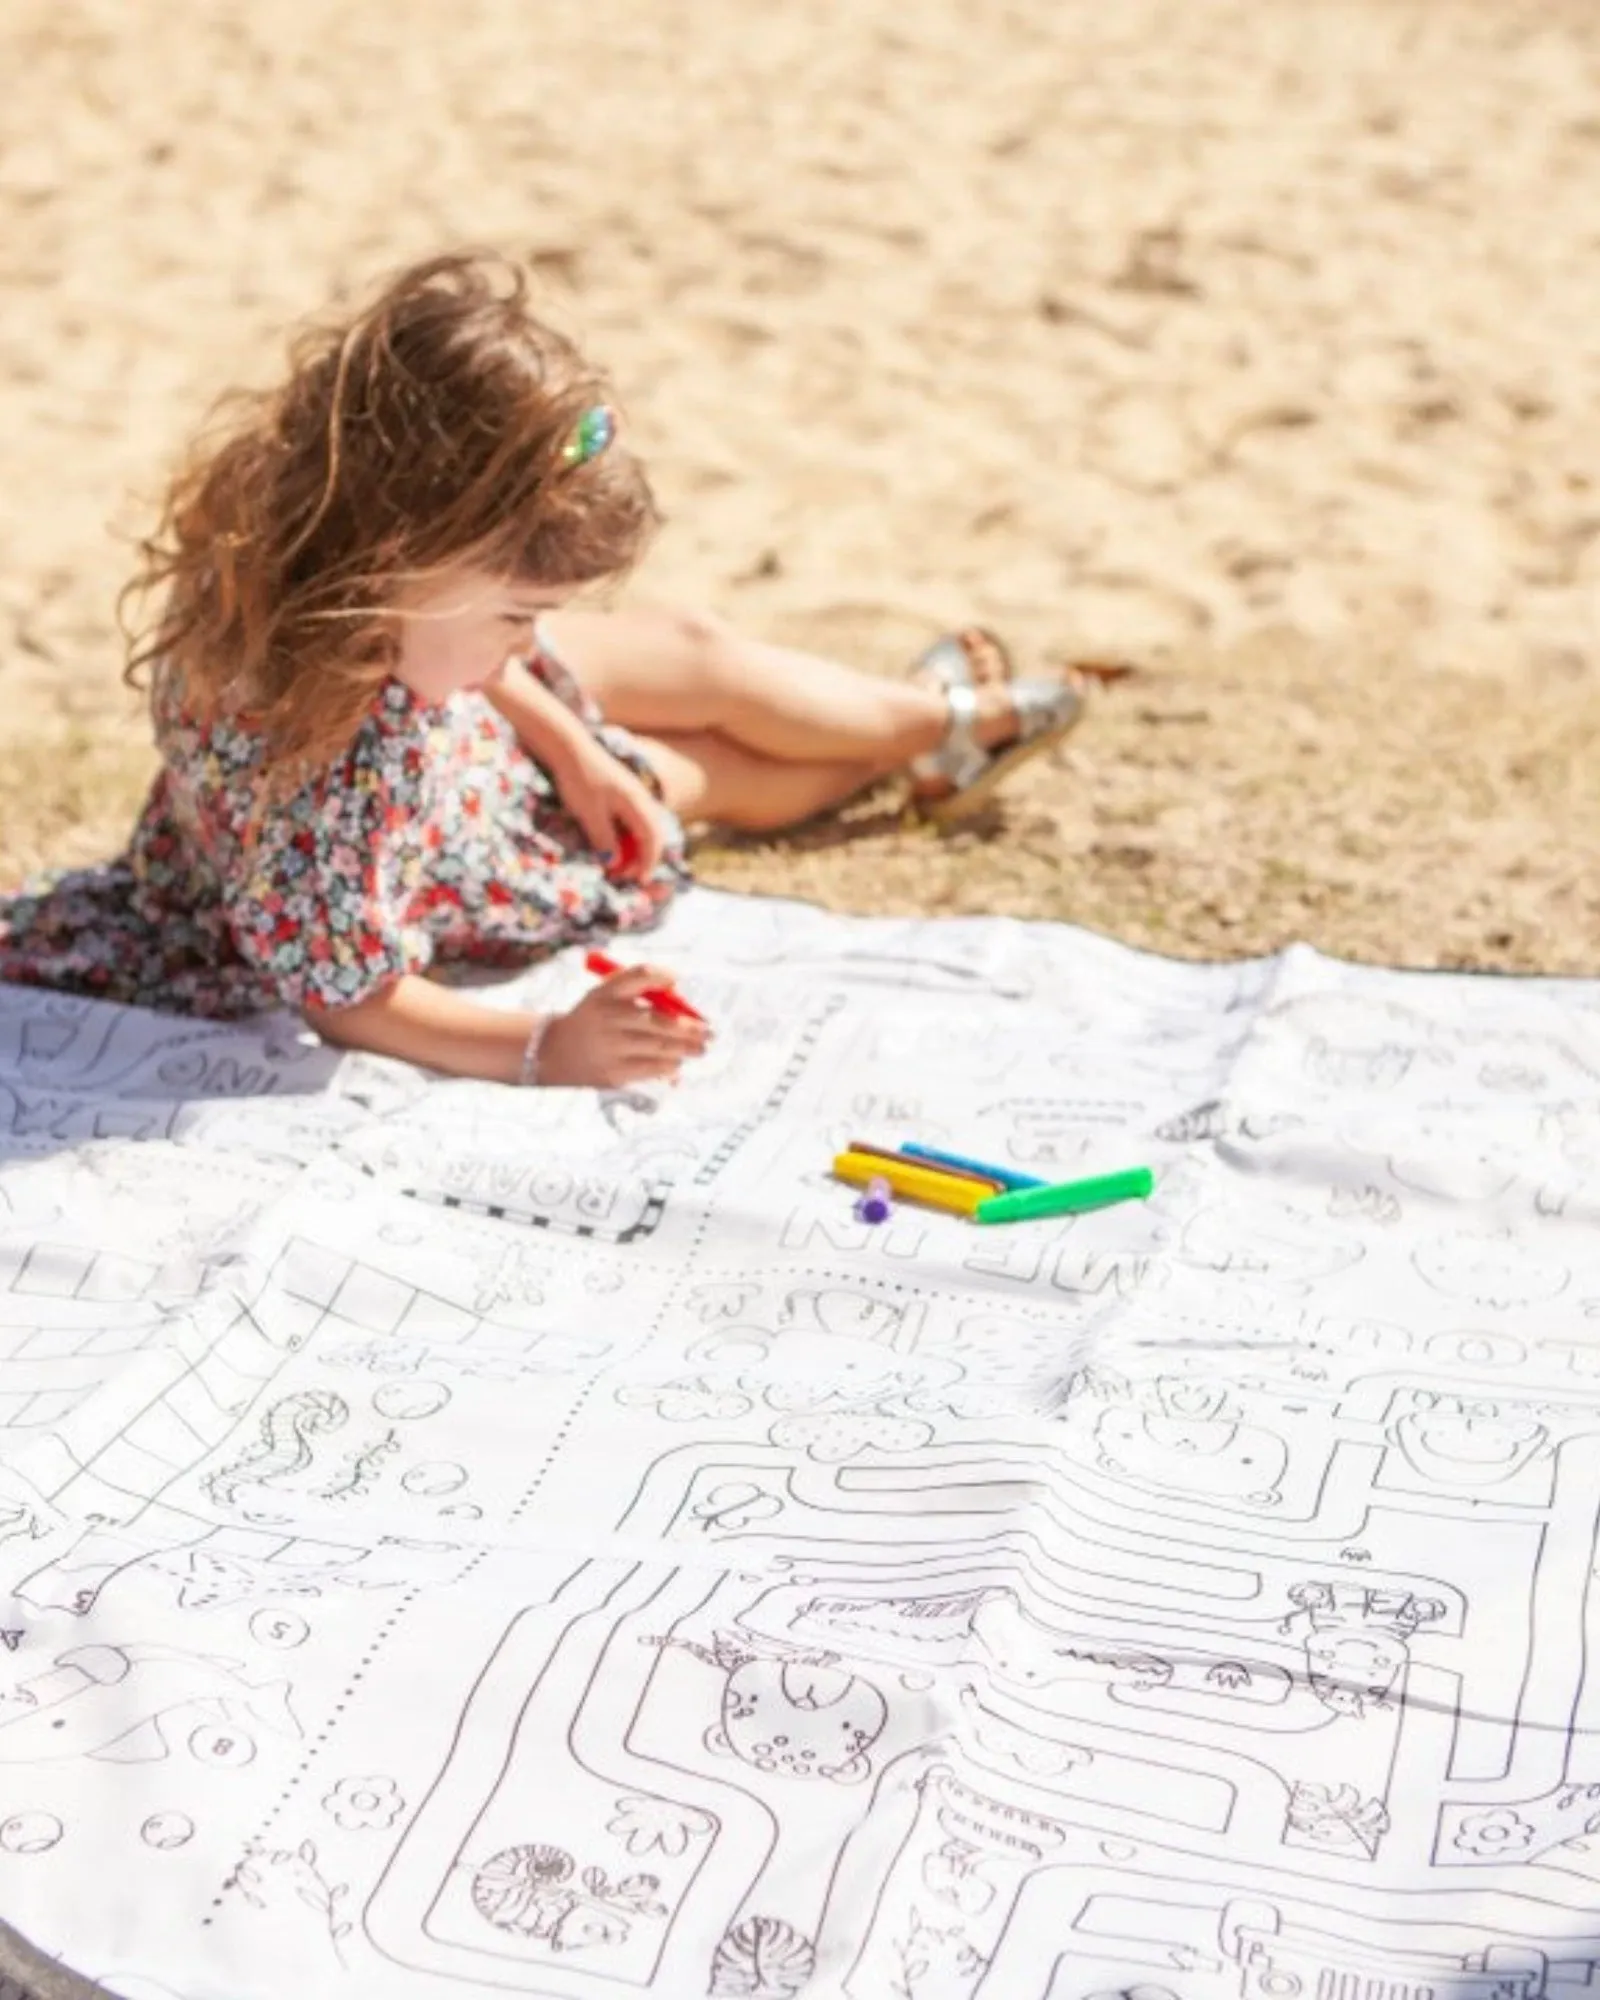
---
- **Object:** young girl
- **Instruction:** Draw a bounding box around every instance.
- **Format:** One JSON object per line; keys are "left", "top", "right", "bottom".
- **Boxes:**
{"left": 0, "top": 253, "right": 1096, "bottom": 1091}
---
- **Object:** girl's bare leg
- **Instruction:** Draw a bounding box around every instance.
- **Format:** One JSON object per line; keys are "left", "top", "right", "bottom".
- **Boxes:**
{"left": 538, "top": 607, "right": 1025, "bottom": 767}
{"left": 637, "top": 731, "right": 890, "bottom": 832}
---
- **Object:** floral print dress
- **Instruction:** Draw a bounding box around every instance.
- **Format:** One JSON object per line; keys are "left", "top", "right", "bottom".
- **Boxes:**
{"left": 0, "top": 636, "right": 687, "bottom": 1019}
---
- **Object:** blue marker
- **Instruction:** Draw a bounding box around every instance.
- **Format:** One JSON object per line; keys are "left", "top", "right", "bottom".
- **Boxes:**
{"left": 901, "top": 1143, "right": 1046, "bottom": 1192}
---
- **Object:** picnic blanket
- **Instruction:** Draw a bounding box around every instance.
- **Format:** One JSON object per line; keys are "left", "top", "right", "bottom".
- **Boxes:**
{"left": 0, "top": 885, "right": 1596, "bottom": 2000}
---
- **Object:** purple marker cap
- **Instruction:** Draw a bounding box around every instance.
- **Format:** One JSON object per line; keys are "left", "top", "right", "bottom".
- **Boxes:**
{"left": 854, "top": 1175, "right": 894, "bottom": 1225}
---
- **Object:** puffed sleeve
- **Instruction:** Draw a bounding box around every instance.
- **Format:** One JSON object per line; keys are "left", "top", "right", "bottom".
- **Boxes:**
{"left": 221, "top": 702, "right": 435, "bottom": 1014}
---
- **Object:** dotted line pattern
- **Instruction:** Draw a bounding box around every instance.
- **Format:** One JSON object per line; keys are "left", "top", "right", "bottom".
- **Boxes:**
{"left": 345, "top": 1156, "right": 670, "bottom": 1245}
{"left": 674, "top": 1258, "right": 1076, "bottom": 1323}
{"left": 691, "top": 995, "right": 844, "bottom": 1190}
{"left": 206, "top": 1575, "right": 453, "bottom": 1930}
{"left": 508, "top": 1374, "right": 599, "bottom": 1527}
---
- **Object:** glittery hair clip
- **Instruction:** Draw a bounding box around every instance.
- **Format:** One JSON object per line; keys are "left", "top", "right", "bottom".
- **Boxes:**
{"left": 562, "top": 404, "right": 616, "bottom": 467}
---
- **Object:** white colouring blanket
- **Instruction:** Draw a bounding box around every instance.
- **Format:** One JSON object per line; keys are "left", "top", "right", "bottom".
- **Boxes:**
{"left": 0, "top": 886, "right": 1596, "bottom": 2000}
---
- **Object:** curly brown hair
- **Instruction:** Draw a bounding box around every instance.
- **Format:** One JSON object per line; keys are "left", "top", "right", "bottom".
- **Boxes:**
{"left": 120, "top": 250, "right": 658, "bottom": 781}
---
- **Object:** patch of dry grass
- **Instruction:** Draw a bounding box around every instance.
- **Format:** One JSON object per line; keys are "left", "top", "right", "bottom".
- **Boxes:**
{"left": 696, "top": 632, "right": 1600, "bottom": 975}
{"left": 0, "top": 702, "right": 156, "bottom": 884}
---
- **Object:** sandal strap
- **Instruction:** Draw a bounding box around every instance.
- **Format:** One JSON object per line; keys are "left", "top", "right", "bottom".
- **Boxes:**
{"left": 909, "top": 681, "right": 988, "bottom": 792}
{"left": 910, "top": 673, "right": 1087, "bottom": 812}
{"left": 945, "top": 681, "right": 984, "bottom": 770}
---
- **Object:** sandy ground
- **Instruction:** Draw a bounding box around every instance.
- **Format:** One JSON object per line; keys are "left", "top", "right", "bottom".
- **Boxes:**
{"left": 4, "top": 0, "right": 1600, "bottom": 970}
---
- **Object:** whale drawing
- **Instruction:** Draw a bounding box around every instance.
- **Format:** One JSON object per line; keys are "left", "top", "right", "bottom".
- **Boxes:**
{"left": 0, "top": 1643, "right": 302, "bottom": 1764}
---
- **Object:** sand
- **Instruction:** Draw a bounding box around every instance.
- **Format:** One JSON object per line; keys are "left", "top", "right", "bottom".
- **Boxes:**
{"left": 4, "top": 0, "right": 1600, "bottom": 969}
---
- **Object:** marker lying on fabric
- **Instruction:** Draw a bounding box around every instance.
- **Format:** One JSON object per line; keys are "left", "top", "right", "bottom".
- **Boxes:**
{"left": 900, "top": 1143, "right": 1046, "bottom": 1192}
{"left": 584, "top": 950, "right": 706, "bottom": 1024}
{"left": 976, "top": 1167, "right": 1155, "bottom": 1226}
{"left": 847, "top": 1140, "right": 1004, "bottom": 1193}
{"left": 833, "top": 1151, "right": 989, "bottom": 1219}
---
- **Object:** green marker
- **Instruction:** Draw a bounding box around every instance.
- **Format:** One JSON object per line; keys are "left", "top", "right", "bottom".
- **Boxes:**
{"left": 975, "top": 1166, "right": 1155, "bottom": 1225}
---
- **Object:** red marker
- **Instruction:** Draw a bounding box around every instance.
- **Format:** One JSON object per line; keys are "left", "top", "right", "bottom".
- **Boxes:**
{"left": 584, "top": 950, "right": 706, "bottom": 1024}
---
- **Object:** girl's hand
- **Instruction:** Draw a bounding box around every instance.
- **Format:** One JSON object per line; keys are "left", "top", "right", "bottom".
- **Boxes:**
{"left": 551, "top": 736, "right": 669, "bottom": 883}
{"left": 539, "top": 965, "right": 711, "bottom": 1088}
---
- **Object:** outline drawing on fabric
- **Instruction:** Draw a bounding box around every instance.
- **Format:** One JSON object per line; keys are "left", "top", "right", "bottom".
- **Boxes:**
{"left": 1, "top": 897, "right": 1600, "bottom": 1996}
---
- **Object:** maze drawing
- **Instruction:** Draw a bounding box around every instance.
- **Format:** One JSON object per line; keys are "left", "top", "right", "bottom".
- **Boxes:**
{"left": 0, "top": 893, "right": 1595, "bottom": 1997}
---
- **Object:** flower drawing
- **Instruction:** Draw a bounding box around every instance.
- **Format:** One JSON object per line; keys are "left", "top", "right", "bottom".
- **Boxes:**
{"left": 323, "top": 1775, "right": 405, "bottom": 1831}
{"left": 1452, "top": 1808, "right": 1535, "bottom": 1859}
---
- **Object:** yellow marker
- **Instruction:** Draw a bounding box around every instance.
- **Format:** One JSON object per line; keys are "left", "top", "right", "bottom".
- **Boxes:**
{"left": 832, "top": 1150, "right": 987, "bottom": 1218}
{"left": 847, "top": 1141, "right": 1003, "bottom": 1194}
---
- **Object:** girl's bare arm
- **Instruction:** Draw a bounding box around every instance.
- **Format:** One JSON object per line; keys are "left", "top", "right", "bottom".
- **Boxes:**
{"left": 484, "top": 656, "right": 592, "bottom": 766}
{"left": 484, "top": 655, "right": 668, "bottom": 878}
{"left": 304, "top": 975, "right": 540, "bottom": 1083}
{"left": 303, "top": 966, "right": 707, "bottom": 1088}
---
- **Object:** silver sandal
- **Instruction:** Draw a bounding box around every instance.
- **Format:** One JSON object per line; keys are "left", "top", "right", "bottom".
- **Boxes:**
{"left": 909, "top": 628, "right": 1085, "bottom": 824}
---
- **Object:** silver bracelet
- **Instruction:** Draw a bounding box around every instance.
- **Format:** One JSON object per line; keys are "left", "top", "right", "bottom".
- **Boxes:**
{"left": 517, "top": 1014, "right": 553, "bottom": 1087}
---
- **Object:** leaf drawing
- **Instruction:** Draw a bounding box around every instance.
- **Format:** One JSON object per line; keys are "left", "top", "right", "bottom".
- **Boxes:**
{"left": 710, "top": 1915, "right": 817, "bottom": 1997}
